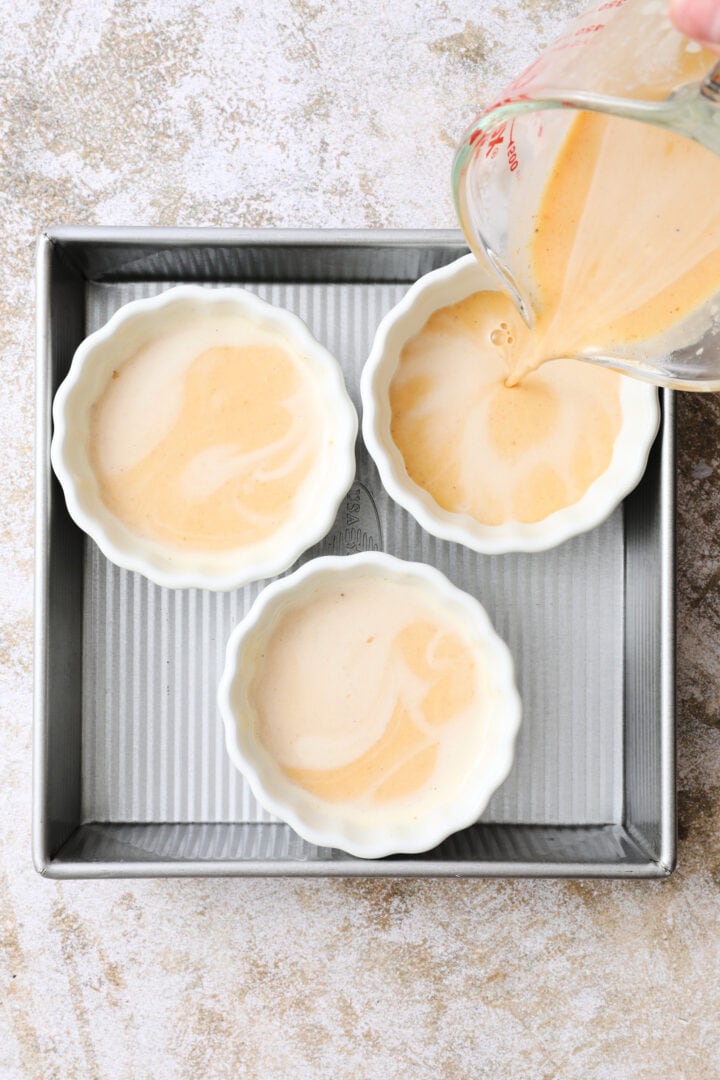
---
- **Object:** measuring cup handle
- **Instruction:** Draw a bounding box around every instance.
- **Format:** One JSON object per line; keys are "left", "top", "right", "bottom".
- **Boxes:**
{"left": 701, "top": 61, "right": 720, "bottom": 102}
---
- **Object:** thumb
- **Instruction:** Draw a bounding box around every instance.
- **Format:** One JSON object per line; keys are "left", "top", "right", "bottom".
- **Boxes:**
{"left": 670, "top": 0, "right": 720, "bottom": 51}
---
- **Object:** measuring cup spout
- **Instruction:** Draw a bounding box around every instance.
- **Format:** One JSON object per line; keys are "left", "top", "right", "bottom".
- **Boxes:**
{"left": 452, "top": 0, "right": 720, "bottom": 390}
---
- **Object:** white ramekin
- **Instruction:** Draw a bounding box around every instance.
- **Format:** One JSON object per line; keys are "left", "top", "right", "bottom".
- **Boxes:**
{"left": 361, "top": 255, "right": 660, "bottom": 554}
{"left": 218, "top": 551, "right": 521, "bottom": 859}
{"left": 51, "top": 286, "right": 358, "bottom": 590}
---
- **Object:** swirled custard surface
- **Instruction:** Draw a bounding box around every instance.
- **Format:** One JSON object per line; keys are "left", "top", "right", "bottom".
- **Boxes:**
{"left": 89, "top": 314, "right": 325, "bottom": 551}
{"left": 390, "top": 292, "right": 622, "bottom": 525}
{"left": 249, "top": 573, "right": 495, "bottom": 822}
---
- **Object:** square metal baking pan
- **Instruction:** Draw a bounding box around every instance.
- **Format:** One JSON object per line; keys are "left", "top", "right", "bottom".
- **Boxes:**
{"left": 34, "top": 227, "right": 675, "bottom": 878}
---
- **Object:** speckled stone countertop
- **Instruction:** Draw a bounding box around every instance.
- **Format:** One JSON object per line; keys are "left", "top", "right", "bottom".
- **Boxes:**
{"left": 2, "top": 2, "right": 720, "bottom": 1077}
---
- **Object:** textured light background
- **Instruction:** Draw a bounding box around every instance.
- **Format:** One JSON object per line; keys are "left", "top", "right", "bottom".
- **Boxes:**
{"left": 2, "top": 1, "right": 720, "bottom": 1077}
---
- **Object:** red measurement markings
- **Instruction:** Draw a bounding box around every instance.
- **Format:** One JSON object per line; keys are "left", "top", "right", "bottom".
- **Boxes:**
{"left": 470, "top": 122, "right": 506, "bottom": 160}
{"left": 478, "top": 91, "right": 530, "bottom": 117}
{"left": 486, "top": 123, "right": 506, "bottom": 158}
{"left": 469, "top": 120, "right": 520, "bottom": 169}
{"left": 547, "top": 38, "right": 599, "bottom": 53}
{"left": 507, "top": 120, "right": 518, "bottom": 172}
{"left": 508, "top": 56, "right": 545, "bottom": 94}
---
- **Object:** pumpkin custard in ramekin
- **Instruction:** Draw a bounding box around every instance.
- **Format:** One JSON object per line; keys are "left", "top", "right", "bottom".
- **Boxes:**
{"left": 51, "top": 286, "right": 357, "bottom": 589}
{"left": 218, "top": 552, "right": 521, "bottom": 858}
{"left": 362, "top": 256, "right": 659, "bottom": 554}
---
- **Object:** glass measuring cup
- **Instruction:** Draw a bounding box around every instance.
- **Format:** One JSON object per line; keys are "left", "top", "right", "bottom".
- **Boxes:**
{"left": 452, "top": 0, "right": 720, "bottom": 390}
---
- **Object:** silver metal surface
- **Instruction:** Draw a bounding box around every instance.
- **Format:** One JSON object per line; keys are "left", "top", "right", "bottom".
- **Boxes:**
{"left": 34, "top": 227, "right": 675, "bottom": 878}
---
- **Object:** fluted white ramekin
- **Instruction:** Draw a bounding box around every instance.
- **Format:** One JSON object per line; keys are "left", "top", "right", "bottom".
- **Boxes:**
{"left": 361, "top": 255, "right": 659, "bottom": 554}
{"left": 51, "top": 286, "right": 358, "bottom": 589}
{"left": 218, "top": 552, "right": 521, "bottom": 859}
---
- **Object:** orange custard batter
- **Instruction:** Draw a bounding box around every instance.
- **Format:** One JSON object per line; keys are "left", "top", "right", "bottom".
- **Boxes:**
{"left": 390, "top": 292, "right": 621, "bottom": 524}
{"left": 89, "top": 315, "right": 324, "bottom": 551}
{"left": 250, "top": 573, "right": 493, "bottom": 820}
{"left": 515, "top": 108, "right": 720, "bottom": 383}
{"left": 391, "top": 102, "right": 720, "bottom": 525}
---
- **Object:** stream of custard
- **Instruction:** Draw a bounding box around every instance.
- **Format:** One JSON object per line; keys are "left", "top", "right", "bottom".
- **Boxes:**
{"left": 250, "top": 574, "right": 494, "bottom": 817}
{"left": 391, "top": 103, "right": 720, "bottom": 525}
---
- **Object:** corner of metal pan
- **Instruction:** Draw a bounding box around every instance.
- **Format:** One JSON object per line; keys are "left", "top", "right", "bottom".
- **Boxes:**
{"left": 31, "top": 827, "right": 54, "bottom": 879}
